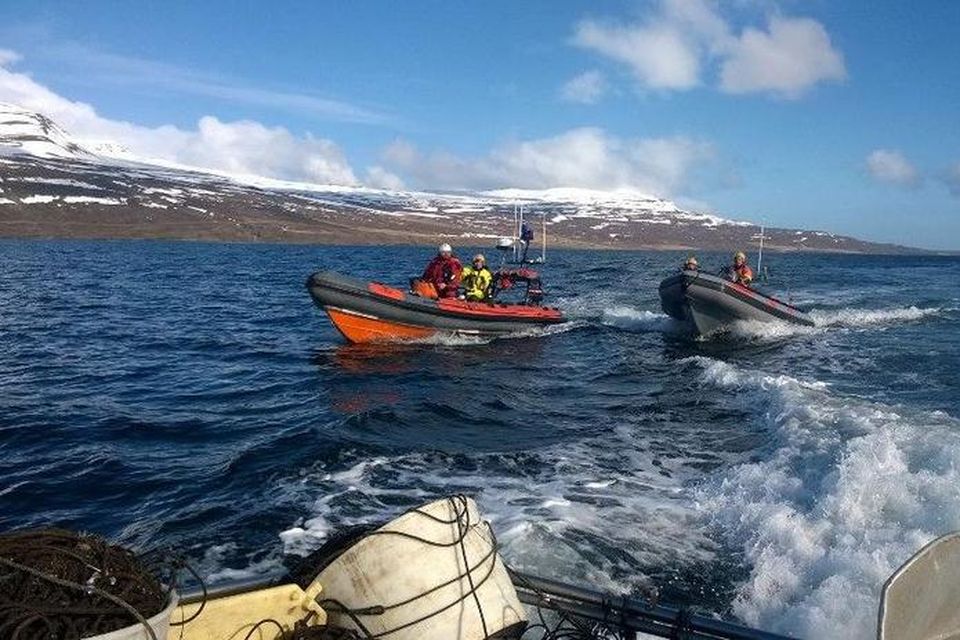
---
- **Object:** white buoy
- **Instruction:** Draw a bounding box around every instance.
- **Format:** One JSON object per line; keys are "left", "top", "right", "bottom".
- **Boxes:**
{"left": 311, "top": 496, "right": 527, "bottom": 640}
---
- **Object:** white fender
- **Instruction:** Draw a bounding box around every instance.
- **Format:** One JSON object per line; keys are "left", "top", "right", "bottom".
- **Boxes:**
{"left": 312, "top": 496, "right": 526, "bottom": 640}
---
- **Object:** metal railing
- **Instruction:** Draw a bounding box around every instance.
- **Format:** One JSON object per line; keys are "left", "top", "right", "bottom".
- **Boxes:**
{"left": 511, "top": 572, "right": 795, "bottom": 640}
{"left": 178, "top": 571, "right": 796, "bottom": 640}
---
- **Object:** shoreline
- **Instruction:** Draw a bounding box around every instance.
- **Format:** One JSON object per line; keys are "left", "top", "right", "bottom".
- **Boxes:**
{"left": 0, "top": 232, "right": 949, "bottom": 256}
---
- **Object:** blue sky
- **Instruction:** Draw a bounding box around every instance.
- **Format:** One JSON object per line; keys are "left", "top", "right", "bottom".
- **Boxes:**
{"left": 1, "top": 1, "right": 958, "bottom": 249}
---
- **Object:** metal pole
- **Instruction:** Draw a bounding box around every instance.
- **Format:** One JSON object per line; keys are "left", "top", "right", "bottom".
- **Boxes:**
{"left": 757, "top": 224, "right": 765, "bottom": 274}
{"left": 541, "top": 213, "right": 546, "bottom": 263}
{"left": 513, "top": 203, "right": 518, "bottom": 262}
{"left": 511, "top": 572, "right": 795, "bottom": 640}
{"left": 519, "top": 205, "right": 525, "bottom": 264}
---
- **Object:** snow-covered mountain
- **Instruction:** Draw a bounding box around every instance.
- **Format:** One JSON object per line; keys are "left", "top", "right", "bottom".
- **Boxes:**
{"left": 0, "top": 103, "right": 915, "bottom": 253}
{"left": 0, "top": 103, "right": 93, "bottom": 159}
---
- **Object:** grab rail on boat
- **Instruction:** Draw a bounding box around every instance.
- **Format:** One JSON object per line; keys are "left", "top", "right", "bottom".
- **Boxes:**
{"left": 178, "top": 571, "right": 795, "bottom": 640}
{"left": 511, "top": 571, "right": 795, "bottom": 640}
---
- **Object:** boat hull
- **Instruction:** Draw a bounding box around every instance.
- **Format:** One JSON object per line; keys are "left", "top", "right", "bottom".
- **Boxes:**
{"left": 659, "top": 270, "right": 814, "bottom": 336}
{"left": 307, "top": 270, "right": 565, "bottom": 343}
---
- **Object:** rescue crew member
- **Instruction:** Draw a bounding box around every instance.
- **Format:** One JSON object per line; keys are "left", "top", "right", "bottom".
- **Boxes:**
{"left": 460, "top": 254, "right": 493, "bottom": 302}
{"left": 421, "top": 243, "right": 462, "bottom": 299}
{"left": 730, "top": 251, "right": 754, "bottom": 286}
{"left": 520, "top": 222, "right": 534, "bottom": 263}
{"left": 683, "top": 255, "right": 699, "bottom": 271}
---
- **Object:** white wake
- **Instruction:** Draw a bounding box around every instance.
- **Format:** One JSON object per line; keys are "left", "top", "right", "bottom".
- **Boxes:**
{"left": 690, "top": 356, "right": 960, "bottom": 639}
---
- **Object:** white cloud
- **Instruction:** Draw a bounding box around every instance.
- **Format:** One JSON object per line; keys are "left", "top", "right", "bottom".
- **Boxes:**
{"left": 572, "top": 1, "right": 846, "bottom": 99}
{"left": 866, "top": 149, "right": 921, "bottom": 188}
{"left": 381, "top": 138, "right": 419, "bottom": 168}
{"left": 944, "top": 162, "right": 960, "bottom": 197}
{"left": 0, "top": 49, "right": 21, "bottom": 66}
{"left": 574, "top": 19, "right": 702, "bottom": 90}
{"left": 560, "top": 70, "right": 608, "bottom": 104}
{"left": 0, "top": 50, "right": 721, "bottom": 197}
{"left": 720, "top": 17, "right": 847, "bottom": 98}
{"left": 365, "top": 165, "right": 406, "bottom": 191}
{"left": 381, "top": 128, "right": 716, "bottom": 197}
{"left": 179, "top": 117, "right": 357, "bottom": 185}
{"left": 0, "top": 52, "right": 358, "bottom": 185}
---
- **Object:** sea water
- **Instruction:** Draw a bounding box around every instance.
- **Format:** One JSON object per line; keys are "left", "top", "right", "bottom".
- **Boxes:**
{"left": 1, "top": 240, "right": 958, "bottom": 639}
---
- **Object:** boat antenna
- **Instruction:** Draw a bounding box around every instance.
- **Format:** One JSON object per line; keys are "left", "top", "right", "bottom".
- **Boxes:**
{"left": 512, "top": 203, "right": 519, "bottom": 263}
{"left": 520, "top": 204, "right": 525, "bottom": 263}
{"left": 752, "top": 224, "right": 768, "bottom": 280}
{"left": 541, "top": 212, "right": 546, "bottom": 263}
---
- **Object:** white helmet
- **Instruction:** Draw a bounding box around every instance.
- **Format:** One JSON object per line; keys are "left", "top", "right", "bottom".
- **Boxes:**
{"left": 438, "top": 243, "right": 453, "bottom": 254}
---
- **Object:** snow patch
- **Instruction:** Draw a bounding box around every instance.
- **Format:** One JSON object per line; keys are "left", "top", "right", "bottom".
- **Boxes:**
{"left": 14, "top": 177, "right": 103, "bottom": 190}
{"left": 62, "top": 196, "right": 124, "bottom": 205}
{"left": 20, "top": 195, "right": 57, "bottom": 204}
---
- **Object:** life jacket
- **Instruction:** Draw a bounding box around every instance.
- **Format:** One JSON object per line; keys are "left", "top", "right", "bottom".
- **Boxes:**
{"left": 422, "top": 256, "right": 462, "bottom": 289}
{"left": 734, "top": 263, "right": 754, "bottom": 286}
{"left": 411, "top": 279, "right": 439, "bottom": 299}
{"left": 461, "top": 266, "right": 493, "bottom": 301}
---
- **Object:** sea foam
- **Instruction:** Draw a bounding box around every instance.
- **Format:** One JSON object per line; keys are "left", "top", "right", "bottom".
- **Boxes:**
{"left": 691, "top": 357, "right": 960, "bottom": 639}
{"left": 600, "top": 306, "right": 674, "bottom": 332}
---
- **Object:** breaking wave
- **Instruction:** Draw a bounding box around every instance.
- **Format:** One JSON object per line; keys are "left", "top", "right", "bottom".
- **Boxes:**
{"left": 724, "top": 305, "right": 945, "bottom": 342}
{"left": 600, "top": 306, "right": 675, "bottom": 332}
{"left": 689, "top": 357, "right": 960, "bottom": 639}
{"left": 582, "top": 302, "right": 945, "bottom": 342}
{"left": 277, "top": 425, "right": 722, "bottom": 598}
{"left": 727, "top": 319, "right": 819, "bottom": 341}
{"left": 810, "top": 305, "right": 944, "bottom": 328}
{"left": 403, "top": 320, "right": 585, "bottom": 347}
{"left": 408, "top": 333, "right": 493, "bottom": 347}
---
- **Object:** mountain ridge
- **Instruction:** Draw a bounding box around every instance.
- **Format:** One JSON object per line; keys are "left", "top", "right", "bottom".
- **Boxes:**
{"left": 0, "top": 103, "right": 924, "bottom": 254}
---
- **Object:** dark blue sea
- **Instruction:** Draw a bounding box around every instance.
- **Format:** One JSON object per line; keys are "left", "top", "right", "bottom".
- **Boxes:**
{"left": 2, "top": 240, "right": 959, "bottom": 639}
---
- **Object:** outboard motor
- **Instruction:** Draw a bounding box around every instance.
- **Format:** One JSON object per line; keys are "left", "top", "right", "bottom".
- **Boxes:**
{"left": 493, "top": 268, "right": 546, "bottom": 306}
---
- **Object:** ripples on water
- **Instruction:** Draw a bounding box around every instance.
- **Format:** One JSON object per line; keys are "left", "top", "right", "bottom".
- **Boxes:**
{"left": 1, "top": 240, "right": 959, "bottom": 639}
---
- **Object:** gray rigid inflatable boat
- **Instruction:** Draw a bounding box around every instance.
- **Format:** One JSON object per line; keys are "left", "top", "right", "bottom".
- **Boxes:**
{"left": 659, "top": 269, "right": 814, "bottom": 336}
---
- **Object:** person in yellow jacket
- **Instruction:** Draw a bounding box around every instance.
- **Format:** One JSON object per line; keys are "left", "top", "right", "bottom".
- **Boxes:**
{"left": 460, "top": 254, "right": 493, "bottom": 301}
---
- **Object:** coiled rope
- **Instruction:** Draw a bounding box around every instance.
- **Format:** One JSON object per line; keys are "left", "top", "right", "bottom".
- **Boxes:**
{"left": 0, "top": 529, "right": 168, "bottom": 640}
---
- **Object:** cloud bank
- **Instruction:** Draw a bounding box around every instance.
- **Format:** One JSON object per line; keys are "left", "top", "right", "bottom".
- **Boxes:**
{"left": 379, "top": 128, "right": 716, "bottom": 196}
{"left": 572, "top": 0, "right": 846, "bottom": 99}
{"left": 0, "top": 51, "right": 358, "bottom": 185}
{"left": 0, "top": 50, "right": 718, "bottom": 198}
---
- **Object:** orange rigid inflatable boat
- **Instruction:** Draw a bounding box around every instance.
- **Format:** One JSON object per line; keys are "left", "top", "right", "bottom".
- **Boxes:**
{"left": 306, "top": 270, "right": 565, "bottom": 344}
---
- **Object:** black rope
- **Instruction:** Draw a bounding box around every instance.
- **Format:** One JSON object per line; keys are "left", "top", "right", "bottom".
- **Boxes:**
{"left": 454, "top": 496, "right": 488, "bottom": 638}
{"left": 242, "top": 617, "right": 286, "bottom": 640}
{"left": 317, "top": 599, "right": 377, "bottom": 639}
{"left": 0, "top": 556, "right": 158, "bottom": 640}
{"left": 0, "top": 529, "right": 171, "bottom": 640}
{"left": 296, "top": 495, "right": 504, "bottom": 639}
{"left": 512, "top": 571, "right": 630, "bottom": 640}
